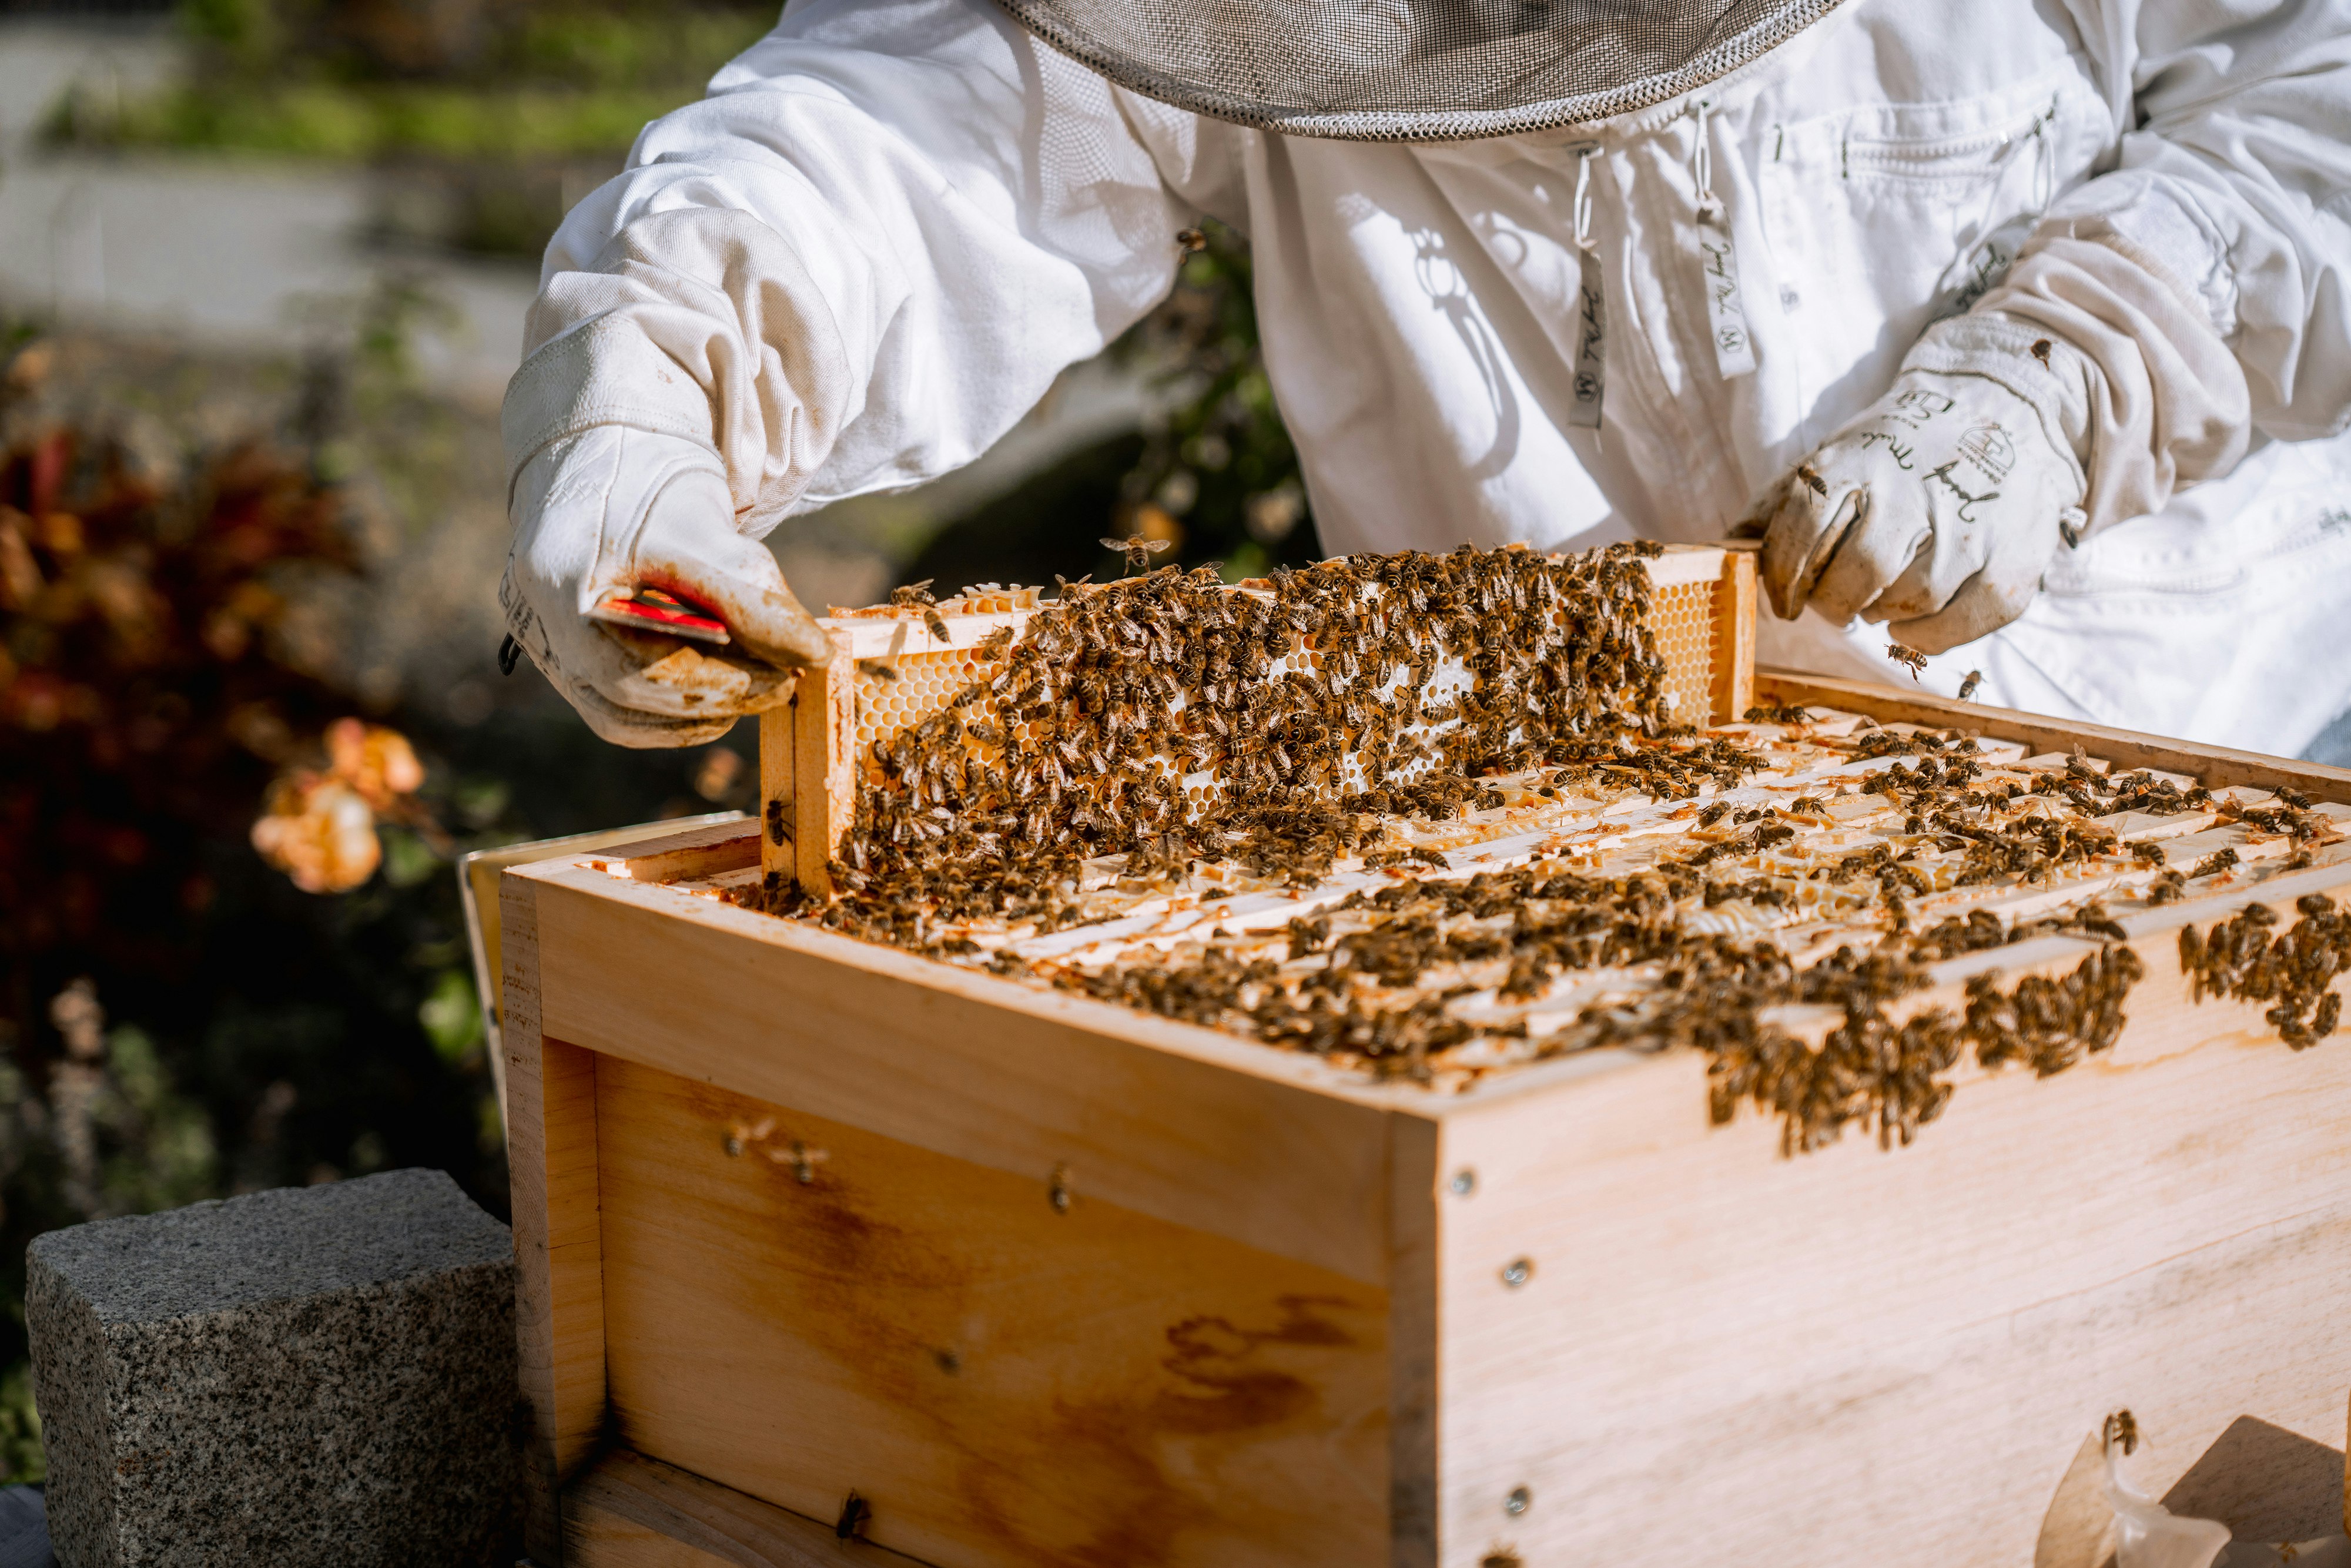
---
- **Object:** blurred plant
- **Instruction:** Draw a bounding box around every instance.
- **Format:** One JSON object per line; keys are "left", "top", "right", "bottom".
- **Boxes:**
{"left": 1108, "top": 219, "right": 1317, "bottom": 584}
{"left": 0, "top": 407, "right": 364, "bottom": 979}
{"left": 251, "top": 718, "right": 428, "bottom": 893}
{"left": 0, "top": 337, "right": 524, "bottom": 1480}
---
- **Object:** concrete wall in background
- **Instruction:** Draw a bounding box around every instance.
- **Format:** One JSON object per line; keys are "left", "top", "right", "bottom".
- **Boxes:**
{"left": 0, "top": 21, "right": 538, "bottom": 407}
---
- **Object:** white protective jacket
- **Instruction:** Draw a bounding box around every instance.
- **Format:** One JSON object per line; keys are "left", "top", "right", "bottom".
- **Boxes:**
{"left": 504, "top": 0, "right": 2351, "bottom": 756}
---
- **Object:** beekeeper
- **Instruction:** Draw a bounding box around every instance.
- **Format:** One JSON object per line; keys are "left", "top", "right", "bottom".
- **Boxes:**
{"left": 499, "top": 0, "right": 2351, "bottom": 755}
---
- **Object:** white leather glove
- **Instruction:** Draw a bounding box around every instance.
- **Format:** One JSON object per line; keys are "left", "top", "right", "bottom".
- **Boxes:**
{"left": 1745, "top": 317, "right": 2094, "bottom": 654}
{"left": 500, "top": 425, "right": 830, "bottom": 748}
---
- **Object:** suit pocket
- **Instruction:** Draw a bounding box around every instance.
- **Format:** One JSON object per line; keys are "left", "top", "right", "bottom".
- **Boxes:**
{"left": 1754, "top": 69, "right": 2106, "bottom": 436}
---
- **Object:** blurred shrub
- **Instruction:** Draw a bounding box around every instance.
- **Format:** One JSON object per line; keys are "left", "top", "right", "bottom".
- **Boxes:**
{"left": 0, "top": 338, "right": 515, "bottom": 1477}
{"left": 1112, "top": 220, "right": 1314, "bottom": 582}
{"left": 56, "top": 79, "right": 708, "bottom": 162}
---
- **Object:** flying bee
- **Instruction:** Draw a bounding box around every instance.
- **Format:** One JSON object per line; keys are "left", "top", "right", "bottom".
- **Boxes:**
{"left": 1101, "top": 534, "right": 1175, "bottom": 575}
{"left": 891, "top": 578, "right": 936, "bottom": 608}
{"left": 1177, "top": 227, "right": 1207, "bottom": 254}
{"left": 1886, "top": 642, "right": 1929, "bottom": 679}
{"left": 1957, "top": 669, "right": 1982, "bottom": 701}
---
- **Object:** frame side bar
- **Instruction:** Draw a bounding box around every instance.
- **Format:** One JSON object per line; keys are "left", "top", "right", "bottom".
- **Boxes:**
{"left": 505, "top": 868, "right": 609, "bottom": 1562}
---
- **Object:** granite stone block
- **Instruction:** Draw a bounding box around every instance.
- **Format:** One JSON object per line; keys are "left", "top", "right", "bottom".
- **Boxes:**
{"left": 26, "top": 1168, "right": 517, "bottom": 1567}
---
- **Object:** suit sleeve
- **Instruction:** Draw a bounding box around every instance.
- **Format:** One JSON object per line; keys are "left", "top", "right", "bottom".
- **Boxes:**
{"left": 498, "top": 0, "right": 1245, "bottom": 533}
{"left": 1970, "top": 0, "right": 2351, "bottom": 531}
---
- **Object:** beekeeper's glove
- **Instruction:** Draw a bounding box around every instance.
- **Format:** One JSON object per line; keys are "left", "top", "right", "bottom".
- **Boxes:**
{"left": 2102, "top": 1428, "right": 2351, "bottom": 1568}
{"left": 500, "top": 425, "right": 831, "bottom": 748}
{"left": 1745, "top": 316, "right": 2094, "bottom": 654}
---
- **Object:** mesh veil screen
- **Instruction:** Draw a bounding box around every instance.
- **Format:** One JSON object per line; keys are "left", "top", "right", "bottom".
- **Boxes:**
{"left": 994, "top": 0, "right": 1844, "bottom": 141}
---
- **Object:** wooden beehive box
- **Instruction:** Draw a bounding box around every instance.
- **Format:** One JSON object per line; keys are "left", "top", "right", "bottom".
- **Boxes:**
{"left": 504, "top": 549, "right": 2351, "bottom": 1567}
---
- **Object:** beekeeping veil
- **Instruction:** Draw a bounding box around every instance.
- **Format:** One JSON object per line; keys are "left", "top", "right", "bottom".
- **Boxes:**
{"left": 992, "top": 0, "right": 1844, "bottom": 140}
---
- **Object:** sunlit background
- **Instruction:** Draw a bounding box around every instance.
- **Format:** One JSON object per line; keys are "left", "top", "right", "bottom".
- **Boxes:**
{"left": 0, "top": 0, "right": 1321, "bottom": 1476}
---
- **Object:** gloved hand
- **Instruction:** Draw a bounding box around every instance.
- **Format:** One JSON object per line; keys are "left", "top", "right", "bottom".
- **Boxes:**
{"left": 1744, "top": 318, "right": 2094, "bottom": 654}
{"left": 500, "top": 425, "right": 832, "bottom": 748}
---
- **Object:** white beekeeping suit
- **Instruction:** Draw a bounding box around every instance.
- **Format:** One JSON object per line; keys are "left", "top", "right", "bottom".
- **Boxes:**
{"left": 500, "top": 0, "right": 2351, "bottom": 753}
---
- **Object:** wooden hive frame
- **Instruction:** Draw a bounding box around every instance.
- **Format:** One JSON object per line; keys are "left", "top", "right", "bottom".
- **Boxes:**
{"left": 505, "top": 665, "right": 2351, "bottom": 1568}
{"left": 758, "top": 543, "right": 1756, "bottom": 895}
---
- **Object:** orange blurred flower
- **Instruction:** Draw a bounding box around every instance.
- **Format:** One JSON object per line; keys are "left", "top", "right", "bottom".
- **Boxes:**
{"left": 324, "top": 718, "right": 423, "bottom": 810}
{"left": 250, "top": 721, "right": 425, "bottom": 893}
{"left": 251, "top": 775, "right": 380, "bottom": 893}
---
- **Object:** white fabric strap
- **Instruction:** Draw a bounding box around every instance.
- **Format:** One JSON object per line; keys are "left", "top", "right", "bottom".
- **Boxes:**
{"left": 1690, "top": 99, "right": 1714, "bottom": 214}
{"left": 1572, "top": 144, "right": 1596, "bottom": 252}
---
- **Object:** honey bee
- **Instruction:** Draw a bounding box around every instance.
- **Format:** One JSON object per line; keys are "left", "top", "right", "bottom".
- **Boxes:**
{"left": 1101, "top": 534, "right": 1174, "bottom": 575}
{"left": 1177, "top": 227, "right": 1207, "bottom": 254}
{"left": 1957, "top": 669, "right": 1982, "bottom": 701}
{"left": 1796, "top": 465, "right": 1828, "bottom": 497}
{"left": 1886, "top": 642, "right": 1929, "bottom": 679}
{"left": 924, "top": 605, "right": 952, "bottom": 644}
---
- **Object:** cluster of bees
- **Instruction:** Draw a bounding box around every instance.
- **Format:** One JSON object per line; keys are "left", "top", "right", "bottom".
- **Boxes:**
{"left": 768, "top": 542, "right": 1680, "bottom": 938}
{"left": 742, "top": 543, "right": 2344, "bottom": 1156}
{"left": 2180, "top": 892, "right": 2347, "bottom": 1048}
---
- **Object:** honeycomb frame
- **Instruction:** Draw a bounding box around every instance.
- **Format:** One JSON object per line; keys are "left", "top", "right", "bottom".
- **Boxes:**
{"left": 771, "top": 544, "right": 1754, "bottom": 886}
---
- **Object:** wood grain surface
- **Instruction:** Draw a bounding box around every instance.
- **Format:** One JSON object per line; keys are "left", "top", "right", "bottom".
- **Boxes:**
{"left": 501, "top": 872, "right": 608, "bottom": 1563}
{"left": 568, "top": 1448, "right": 937, "bottom": 1568}
{"left": 1429, "top": 933, "right": 2351, "bottom": 1566}
{"left": 593, "top": 1058, "right": 1390, "bottom": 1568}
{"left": 522, "top": 859, "right": 1405, "bottom": 1285}
{"left": 513, "top": 681, "right": 2351, "bottom": 1568}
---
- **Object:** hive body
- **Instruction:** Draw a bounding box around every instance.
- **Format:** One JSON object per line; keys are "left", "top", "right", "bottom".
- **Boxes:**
{"left": 504, "top": 656, "right": 2351, "bottom": 1568}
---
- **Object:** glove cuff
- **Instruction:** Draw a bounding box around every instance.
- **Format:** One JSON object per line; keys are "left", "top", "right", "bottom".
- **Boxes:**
{"left": 501, "top": 317, "right": 722, "bottom": 506}
{"left": 1901, "top": 312, "right": 2095, "bottom": 502}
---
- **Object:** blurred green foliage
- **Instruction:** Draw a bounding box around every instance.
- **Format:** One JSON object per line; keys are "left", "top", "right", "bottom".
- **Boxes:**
{"left": 58, "top": 79, "right": 702, "bottom": 161}
{"left": 48, "top": 0, "right": 770, "bottom": 155}
{"left": 1114, "top": 222, "right": 1313, "bottom": 583}
{"left": 42, "top": 0, "right": 776, "bottom": 256}
{"left": 0, "top": 299, "right": 761, "bottom": 1482}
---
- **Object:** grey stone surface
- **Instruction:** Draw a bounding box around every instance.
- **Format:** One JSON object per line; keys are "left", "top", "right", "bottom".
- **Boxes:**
{"left": 26, "top": 1169, "right": 517, "bottom": 1567}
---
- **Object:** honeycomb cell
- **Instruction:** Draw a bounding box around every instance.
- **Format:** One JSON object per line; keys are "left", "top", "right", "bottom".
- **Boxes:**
{"left": 853, "top": 639, "right": 1010, "bottom": 776}
{"left": 1649, "top": 579, "right": 1725, "bottom": 723}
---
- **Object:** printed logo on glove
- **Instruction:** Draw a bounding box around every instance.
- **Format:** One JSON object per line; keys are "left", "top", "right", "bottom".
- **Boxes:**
{"left": 501, "top": 425, "right": 832, "bottom": 749}
{"left": 1744, "top": 359, "right": 2088, "bottom": 655}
